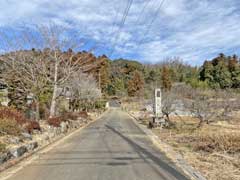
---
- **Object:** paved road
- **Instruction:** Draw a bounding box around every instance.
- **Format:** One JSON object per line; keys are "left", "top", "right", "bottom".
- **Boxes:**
{"left": 4, "top": 108, "right": 188, "bottom": 180}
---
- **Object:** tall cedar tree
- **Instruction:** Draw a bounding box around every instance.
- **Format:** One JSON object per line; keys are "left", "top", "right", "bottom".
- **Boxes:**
{"left": 98, "top": 56, "right": 110, "bottom": 94}
{"left": 161, "top": 66, "right": 172, "bottom": 91}
{"left": 127, "top": 71, "right": 144, "bottom": 97}
{"left": 199, "top": 54, "right": 240, "bottom": 89}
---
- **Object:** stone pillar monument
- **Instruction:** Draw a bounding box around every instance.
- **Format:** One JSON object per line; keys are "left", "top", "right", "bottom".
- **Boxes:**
{"left": 154, "top": 88, "right": 162, "bottom": 118}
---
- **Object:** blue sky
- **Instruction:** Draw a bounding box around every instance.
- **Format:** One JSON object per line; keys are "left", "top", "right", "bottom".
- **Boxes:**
{"left": 0, "top": 0, "right": 240, "bottom": 65}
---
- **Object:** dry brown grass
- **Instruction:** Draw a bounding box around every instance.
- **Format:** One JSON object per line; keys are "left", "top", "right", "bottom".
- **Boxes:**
{"left": 123, "top": 99, "right": 240, "bottom": 179}
{"left": 193, "top": 130, "right": 240, "bottom": 153}
{"left": 0, "top": 118, "right": 21, "bottom": 136}
{"left": 183, "top": 150, "right": 240, "bottom": 180}
{"left": 154, "top": 116, "right": 240, "bottom": 180}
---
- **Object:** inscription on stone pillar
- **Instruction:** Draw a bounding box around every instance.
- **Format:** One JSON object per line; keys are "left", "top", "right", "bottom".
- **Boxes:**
{"left": 154, "top": 88, "right": 162, "bottom": 118}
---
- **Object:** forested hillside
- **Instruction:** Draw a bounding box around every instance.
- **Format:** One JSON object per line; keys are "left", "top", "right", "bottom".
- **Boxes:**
{"left": 2, "top": 49, "right": 239, "bottom": 103}
{"left": 200, "top": 53, "right": 240, "bottom": 89}
{"left": 105, "top": 57, "right": 198, "bottom": 97}
{"left": 107, "top": 54, "right": 240, "bottom": 97}
{"left": 1, "top": 49, "right": 240, "bottom": 180}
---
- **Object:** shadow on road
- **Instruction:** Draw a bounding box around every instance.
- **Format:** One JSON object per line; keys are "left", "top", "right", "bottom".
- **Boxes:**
{"left": 105, "top": 125, "right": 188, "bottom": 180}
{"left": 33, "top": 120, "right": 188, "bottom": 180}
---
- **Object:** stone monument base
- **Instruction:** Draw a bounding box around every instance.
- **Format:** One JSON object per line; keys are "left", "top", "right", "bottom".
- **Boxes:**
{"left": 149, "top": 116, "right": 169, "bottom": 129}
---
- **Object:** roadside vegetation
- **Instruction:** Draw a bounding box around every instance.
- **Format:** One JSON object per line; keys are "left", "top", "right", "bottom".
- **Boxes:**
{"left": 0, "top": 142, "right": 6, "bottom": 153}
{"left": 0, "top": 23, "right": 239, "bottom": 179}
{"left": 153, "top": 116, "right": 240, "bottom": 180}
{"left": 123, "top": 83, "right": 240, "bottom": 180}
{"left": 120, "top": 54, "right": 240, "bottom": 180}
{"left": 0, "top": 25, "right": 107, "bottom": 159}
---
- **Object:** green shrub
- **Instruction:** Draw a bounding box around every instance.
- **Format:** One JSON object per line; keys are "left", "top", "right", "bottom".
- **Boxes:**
{"left": 0, "top": 142, "right": 6, "bottom": 153}
{"left": 188, "top": 79, "right": 209, "bottom": 90}
{"left": 94, "top": 100, "right": 107, "bottom": 110}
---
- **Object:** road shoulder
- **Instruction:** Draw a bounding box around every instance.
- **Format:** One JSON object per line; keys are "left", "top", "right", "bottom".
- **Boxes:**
{"left": 0, "top": 110, "right": 109, "bottom": 180}
{"left": 127, "top": 112, "right": 206, "bottom": 180}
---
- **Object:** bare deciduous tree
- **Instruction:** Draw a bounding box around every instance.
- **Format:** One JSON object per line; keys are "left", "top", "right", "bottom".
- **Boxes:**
{"left": 214, "top": 89, "right": 240, "bottom": 121}
{"left": 0, "top": 50, "right": 50, "bottom": 120}
{"left": 183, "top": 89, "right": 219, "bottom": 127}
{"left": 180, "top": 86, "right": 240, "bottom": 127}
{"left": 36, "top": 25, "right": 86, "bottom": 117}
{"left": 0, "top": 24, "right": 89, "bottom": 118}
{"left": 161, "top": 90, "right": 177, "bottom": 126}
{"left": 68, "top": 72, "right": 101, "bottom": 111}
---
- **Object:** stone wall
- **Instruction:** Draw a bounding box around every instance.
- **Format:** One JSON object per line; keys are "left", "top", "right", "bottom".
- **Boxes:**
{"left": 0, "top": 114, "right": 98, "bottom": 169}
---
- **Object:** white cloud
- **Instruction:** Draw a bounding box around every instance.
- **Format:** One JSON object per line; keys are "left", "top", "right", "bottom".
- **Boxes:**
{"left": 0, "top": 0, "right": 240, "bottom": 65}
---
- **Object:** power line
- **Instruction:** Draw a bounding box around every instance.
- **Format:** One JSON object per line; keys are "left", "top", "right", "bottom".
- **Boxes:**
{"left": 136, "top": 0, "right": 165, "bottom": 49}
{"left": 89, "top": 1, "right": 122, "bottom": 54}
{"left": 136, "top": 0, "right": 153, "bottom": 25}
{"left": 118, "top": 0, "right": 133, "bottom": 35}
{"left": 116, "top": 0, "right": 155, "bottom": 57}
{"left": 110, "top": 3, "right": 121, "bottom": 36}
{"left": 110, "top": 0, "right": 132, "bottom": 53}
{"left": 113, "top": 0, "right": 165, "bottom": 58}
{"left": 109, "top": 0, "right": 133, "bottom": 57}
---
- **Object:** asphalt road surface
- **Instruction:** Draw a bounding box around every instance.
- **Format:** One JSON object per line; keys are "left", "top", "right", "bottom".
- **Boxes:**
{"left": 4, "top": 108, "right": 189, "bottom": 180}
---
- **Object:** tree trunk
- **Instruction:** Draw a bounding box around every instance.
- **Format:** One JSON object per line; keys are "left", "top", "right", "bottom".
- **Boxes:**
{"left": 197, "top": 119, "right": 204, "bottom": 128}
{"left": 165, "top": 114, "right": 175, "bottom": 127}
{"left": 50, "top": 83, "right": 58, "bottom": 118}
{"left": 166, "top": 114, "right": 170, "bottom": 122}
{"left": 50, "top": 59, "right": 58, "bottom": 118}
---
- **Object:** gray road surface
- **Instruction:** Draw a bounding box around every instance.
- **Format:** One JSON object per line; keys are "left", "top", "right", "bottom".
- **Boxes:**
{"left": 4, "top": 108, "right": 188, "bottom": 180}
